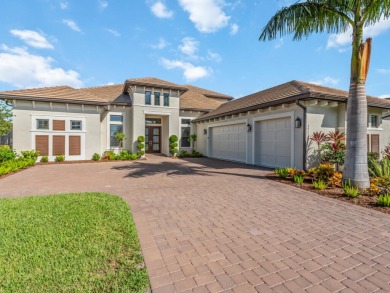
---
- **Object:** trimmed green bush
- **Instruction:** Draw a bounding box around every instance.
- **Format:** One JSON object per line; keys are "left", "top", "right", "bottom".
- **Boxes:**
{"left": 0, "top": 147, "right": 16, "bottom": 163}
{"left": 21, "top": 150, "right": 40, "bottom": 160}
{"left": 55, "top": 155, "right": 65, "bottom": 162}
{"left": 0, "top": 158, "right": 36, "bottom": 176}
{"left": 137, "top": 136, "right": 145, "bottom": 157}
{"left": 169, "top": 135, "right": 179, "bottom": 156}
{"left": 92, "top": 153, "right": 101, "bottom": 161}
{"left": 40, "top": 156, "right": 49, "bottom": 163}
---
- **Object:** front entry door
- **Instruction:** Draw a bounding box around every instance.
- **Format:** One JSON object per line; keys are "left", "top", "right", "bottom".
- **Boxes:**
{"left": 145, "top": 126, "right": 161, "bottom": 153}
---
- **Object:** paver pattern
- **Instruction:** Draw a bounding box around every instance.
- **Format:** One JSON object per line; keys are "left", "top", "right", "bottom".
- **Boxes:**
{"left": 1, "top": 155, "right": 390, "bottom": 292}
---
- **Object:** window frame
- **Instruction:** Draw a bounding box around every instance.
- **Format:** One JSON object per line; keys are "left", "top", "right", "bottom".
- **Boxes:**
{"left": 107, "top": 113, "right": 124, "bottom": 149}
{"left": 70, "top": 120, "right": 82, "bottom": 131}
{"left": 145, "top": 91, "right": 152, "bottom": 105}
{"left": 36, "top": 119, "right": 49, "bottom": 130}
{"left": 370, "top": 114, "right": 379, "bottom": 128}
{"left": 163, "top": 93, "right": 170, "bottom": 107}
{"left": 179, "top": 117, "right": 193, "bottom": 149}
{"left": 180, "top": 126, "right": 191, "bottom": 148}
{"left": 154, "top": 92, "right": 160, "bottom": 106}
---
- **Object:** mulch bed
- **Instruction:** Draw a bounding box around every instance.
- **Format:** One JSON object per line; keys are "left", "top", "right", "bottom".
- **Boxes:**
{"left": 267, "top": 173, "right": 390, "bottom": 215}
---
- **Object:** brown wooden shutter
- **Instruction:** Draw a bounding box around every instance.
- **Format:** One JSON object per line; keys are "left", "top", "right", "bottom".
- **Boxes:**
{"left": 69, "top": 136, "right": 81, "bottom": 156}
{"left": 53, "top": 135, "right": 65, "bottom": 155}
{"left": 371, "top": 134, "right": 380, "bottom": 154}
{"left": 35, "top": 135, "right": 49, "bottom": 156}
{"left": 53, "top": 120, "right": 65, "bottom": 131}
{"left": 367, "top": 134, "right": 370, "bottom": 152}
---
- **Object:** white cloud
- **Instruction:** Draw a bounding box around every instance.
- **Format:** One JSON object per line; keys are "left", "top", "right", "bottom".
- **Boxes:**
{"left": 230, "top": 23, "right": 239, "bottom": 35}
{"left": 106, "top": 82, "right": 115, "bottom": 86}
{"left": 60, "top": 2, "right": 68, "bottom": 9}
{"left": 62, "top": 19, "right": 82, "bottom": 32}
{"left": 377, "top": 68, "right": 390, "bottom": 74}
{"left": 99, "top": 0, "right": 108, "bottom": 9}
{"left": 0, "top": 45, "right": 83, "bottom": 88}
{"left": 179, "top": 37, "right": 199, "bottom": 58}
{"left": 160, "top": 58, "right": 210, "bottom": 81}
{"left": 207, "top": 50, "right": 221, "bottom": 62}
{"left": 105, "top": 28, "right": 120, "bottom": 37}
{"left": 327, "top": 17, "right": 390, "bottom": 50}
{"left": 379, "top": 94, "right": 390, "bottom": 99}
{"left": 152, "top": 38, "right": 169, "bottom": 49}
{"left": 178, "top": 0, "right": 230, "bottom": 33}
{"left": 10, "top": 30, "right": 54, "bottom": 49}
{"left": 150, "top": 1, "right": 173, "bottom": 18}
{"left": 309, "top": 77, "right": 339, "bottom": 86}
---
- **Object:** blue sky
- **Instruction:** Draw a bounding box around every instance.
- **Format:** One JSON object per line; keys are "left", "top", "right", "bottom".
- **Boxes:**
{"left": 0, "top": 0, "right": 389, "bottom": 98}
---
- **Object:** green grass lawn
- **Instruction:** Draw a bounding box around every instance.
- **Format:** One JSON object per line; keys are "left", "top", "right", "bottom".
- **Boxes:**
{"left": 0, "top": 193, "right": 149, "bottom": 292}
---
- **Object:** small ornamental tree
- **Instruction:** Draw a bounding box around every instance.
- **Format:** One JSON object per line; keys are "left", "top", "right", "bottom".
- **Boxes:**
{"left": 0, "top": 100, "right": 12, "bottom": 136}
{"left": 169, "top": 135, "right": 178, "bottom": 156}
{"left": 137, "top": 136, "right": 145, "bottom": 157}
{"left": 188, "top": 133, "right": 197, "bottom": 153}
{"left": 115, "top": 132, "right": 126, "bottom": 153}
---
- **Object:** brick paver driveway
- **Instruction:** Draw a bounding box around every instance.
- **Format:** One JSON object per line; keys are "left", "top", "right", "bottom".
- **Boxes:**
{"left": 1, "top": 155, "right": 390, "bottom": 292}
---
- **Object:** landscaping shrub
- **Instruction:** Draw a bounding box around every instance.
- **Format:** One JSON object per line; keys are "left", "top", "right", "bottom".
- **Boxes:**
{"left": 368, "top": 177, "right": 390, "bottom": 196}
{"left": 92, "top": 153, "right": 101, "bottom": 161}
{"left": 40, "top": 156, "right": 49, "bottom": 163}
{"left": 102, "top": 150, "right": 115, "bottom": 160}
{"left": 329, "top": 171, "right": 343, "bottom": 187}
{"left": 21, "top": 150, "right": 40, "bottom": 160}
{"left": 286, "top": 167, "right": 296, "bottom": 177}
{"left": 0, "top": 147, "right": 16, "bottom": 163}
{"left": 191, "top": 150, "right": 203, "bottom": 158}
{"left": 313, "top": 180, "right": 327, "bottom": 190}
{"left": 169, "top": 135, "right": 179, "bottom": 155}
{"left": 293, "top": 175, "right": 304, "bottom": 186}
{"left": 137, "top": 136, "right": 145, "bottom": 157}
{"left": 0, "top": 158, "right": 36, "bottom": 176}
{"left": 178, "top": 150, "right": 190, "bottom": 158}
{"left": 368, "top": 158, "right": 390, "bottom": 178}
{"left": 275, "top": 168, "right": 289, "bottom": 178}
{"left": 55, "top": 155, "right": 65, "bottom": 162}
{"left": 378, "top": 194, "right": 390, "bottom": 207}
{"left": 341, "top": 180, "right": 360, "bottom": 198}
{"left": 309, "top": 164, "right": 335, "bottom": 183}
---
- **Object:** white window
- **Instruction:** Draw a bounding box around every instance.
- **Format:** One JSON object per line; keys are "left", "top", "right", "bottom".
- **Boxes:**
{"left": 36, "top": 119, "right": 49, "bottom": 130}
{"left": 370, "top": 115, "right": 379, "bottom": 128}
{"left": 180, "top": 118, "right": 192, "bottom": 148}
{"left": 70, "top": 120, "right": 82, "bottom": 130}
{"left": 109, "top": 114, "right": 124, "bottom": 148}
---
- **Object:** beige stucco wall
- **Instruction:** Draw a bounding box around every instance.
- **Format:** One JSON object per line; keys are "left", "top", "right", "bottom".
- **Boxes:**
{"left": 195, "top": 104, "right": 305, "bottom": 169}
{"left": 130, "top": 90, "right": 180, "bottom": 156}
{"left": 12, "top": 100, "right": 101, "bottom": 161}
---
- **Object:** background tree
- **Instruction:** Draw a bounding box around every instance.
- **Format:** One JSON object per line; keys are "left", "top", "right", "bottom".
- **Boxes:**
{"left": 259, "top": 0, "right": 390, "bottom": 188}
{"left": 0, "top": 100, "right": 12, "bottom": 137}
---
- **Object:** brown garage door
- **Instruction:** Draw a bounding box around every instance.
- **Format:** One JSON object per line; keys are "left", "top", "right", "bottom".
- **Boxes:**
{"left": 69, "top": 136, "right": 81, "bottom": 156}
{"left": 35, "top": 135, "right": 49, "bottom": 156}
{"left": 53, "top": 135, "right": 65, "bottom": 155}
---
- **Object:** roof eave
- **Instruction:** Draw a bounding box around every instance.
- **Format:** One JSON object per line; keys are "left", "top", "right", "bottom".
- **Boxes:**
{"left": 0, "top": 94, "right": 109, "bottom": 106}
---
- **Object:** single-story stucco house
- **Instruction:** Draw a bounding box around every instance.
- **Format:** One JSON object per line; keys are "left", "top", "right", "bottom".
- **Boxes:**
{"left": 1, "top": 77, "right": 390, "bottom": 169}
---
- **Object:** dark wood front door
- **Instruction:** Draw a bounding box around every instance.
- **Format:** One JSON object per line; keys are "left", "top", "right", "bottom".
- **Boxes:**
{"left": 145, "top": 126, "right": 161, "bottom": 153}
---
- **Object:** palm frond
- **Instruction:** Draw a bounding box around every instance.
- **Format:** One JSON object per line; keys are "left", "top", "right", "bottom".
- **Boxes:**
{"left": 362, "top": 0, "right": 390, "bottom": 27}
{"left": 259, "top": 0, "right": 353, "bottom": 41}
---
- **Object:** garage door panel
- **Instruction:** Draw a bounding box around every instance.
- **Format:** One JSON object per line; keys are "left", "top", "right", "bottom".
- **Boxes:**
{"left": 210, "top": 123, "right": 247, "bottom": 163}
{"left": 255, "top": 117, "right": 291, "bottom": 168}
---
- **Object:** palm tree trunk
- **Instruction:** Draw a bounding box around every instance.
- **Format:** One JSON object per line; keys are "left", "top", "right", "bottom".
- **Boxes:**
{"left": 343, "top": 83, "right": 370, "bottom": 188}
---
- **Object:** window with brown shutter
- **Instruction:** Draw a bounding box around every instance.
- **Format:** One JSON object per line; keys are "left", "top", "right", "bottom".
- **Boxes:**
{"left": 53, "top": 120, "right": 65, "bottom": 131}
{"left": 367, "top": 135, "right": 370, "bottom": 152}
{"left": 53, "top": 135, "right": 65, "bottom": 155}
{"left": 69, "top": 136, "right": 81, "bottom": 156}
{"left": 35, "top": 135, "right": 49, "bottom": 156}
{"left": 371, "top": 134, "right": 380, "bottom": 154}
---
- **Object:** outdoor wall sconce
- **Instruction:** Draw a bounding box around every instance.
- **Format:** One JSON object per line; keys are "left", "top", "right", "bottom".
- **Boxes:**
{"left": 203, "top": 129, "right": 207, "bottom": 135}
{"left": 295, "top": 117, "right": 302, "bottom": 128}
{"left": 247, "top": 123, "right": 252, "bottom": 132}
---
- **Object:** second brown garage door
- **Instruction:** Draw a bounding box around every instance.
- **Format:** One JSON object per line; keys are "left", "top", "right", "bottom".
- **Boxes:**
{"left": 69, "top": 136, "right": 81, "bottom": 156}
{"left": 53, "top": 135, "right": 65, "bottom": 155}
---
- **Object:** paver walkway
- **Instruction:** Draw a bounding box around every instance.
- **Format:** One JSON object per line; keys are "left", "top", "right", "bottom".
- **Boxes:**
{"left": 1, "top": 155, "right": 390, "bottom": 292}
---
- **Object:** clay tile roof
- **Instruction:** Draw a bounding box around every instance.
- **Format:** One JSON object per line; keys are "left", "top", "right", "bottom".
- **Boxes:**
{"left": 195, "top": 80, "right": 390, "bottom": 121}
{"left": 180, "top": 85, "right": 233, "bottom": 111}
{"left": 0, "top": 85, "right": 108, "bottom": 105}
{"left": 79, "top": 84, "right": 131, "bottom": 104}
{"left": 125, "top": 77, "right": 188, "bottom": 91}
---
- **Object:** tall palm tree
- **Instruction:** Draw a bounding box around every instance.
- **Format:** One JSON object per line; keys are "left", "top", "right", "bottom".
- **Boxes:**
{"left": 260, "top": 0, "right": 390, "bottom": 188}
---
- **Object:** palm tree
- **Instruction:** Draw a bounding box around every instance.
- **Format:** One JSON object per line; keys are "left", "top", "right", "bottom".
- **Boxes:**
{"left": 260, "top": 0, "right": 390, "bottom": 188}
